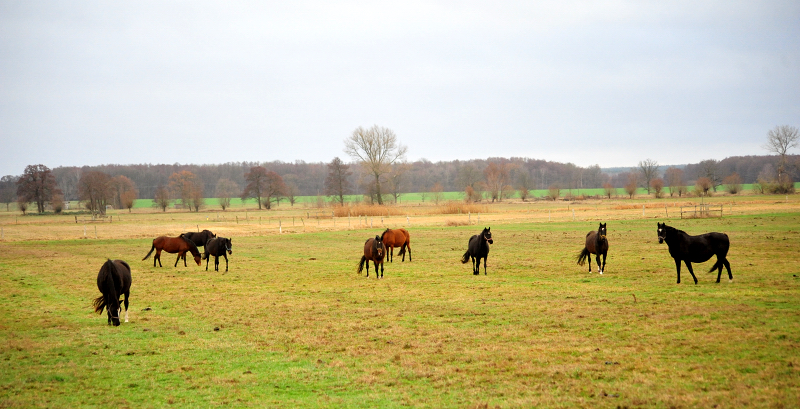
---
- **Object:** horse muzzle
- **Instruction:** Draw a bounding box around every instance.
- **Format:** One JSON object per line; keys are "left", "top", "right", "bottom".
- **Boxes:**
{"left": 487, "top": 239, "right": 493, "bottom": 244}
{"left": 658, "top": 237, "right": 664, "bottom": 244}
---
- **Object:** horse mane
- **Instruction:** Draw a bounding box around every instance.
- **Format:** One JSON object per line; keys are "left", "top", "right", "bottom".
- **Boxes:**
{"left": 381, "top": 228, "right": 390, "bottom": 239}
{"left": 180, "top": 234, "right": 201, "bottom": 256}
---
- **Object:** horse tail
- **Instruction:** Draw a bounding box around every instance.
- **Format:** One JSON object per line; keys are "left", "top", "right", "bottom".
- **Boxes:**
{"left": 576, "top": 248, "right": 590, "bottom": 266}
{"left": 356, "top": 256, "right": 367, "bottom": 274}
{"left": 461, "top": 250, "right": 470, "bottom": 264}
{"left": 93, "top": 259, "right": 116, "bottom": 313}
{"left": 142, "top": 241, "right": 155, "bottom": 260}
{"left": 92, "top": 294, "right": 106, "bottom": 314}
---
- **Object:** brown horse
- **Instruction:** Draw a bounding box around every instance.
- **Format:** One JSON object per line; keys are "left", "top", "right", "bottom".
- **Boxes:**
{"left": 576, "top": 223, "right": 609, "bottom": 274}
{"left": 357, "top": 235, "right": 385, "bottom": 279}
{"left": 381, "top": 228, "right": 411, "bottom": 262}
{"left": 142, "top": 234, "right": 202, "bottom": 267}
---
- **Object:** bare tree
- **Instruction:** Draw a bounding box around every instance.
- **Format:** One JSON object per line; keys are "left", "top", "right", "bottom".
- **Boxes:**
{"left": 484, "top": 162, "right": 510, "bottom": 202}
{"left": 344, "top": 125, "right": 407, "bottom": 205}
{"left": 547, "top": 184, "right": 561, "bottom": 201}
{"left": 110, "top": 176, "right": 136, "bottom": 210}
{"left": 650, "top": 178, "right": 664, "bottom": 198}
{"left": 51, "top": 192, "right": 65, "bottom": 214}
{"left": 664, "top": 167, "right": 685, "bottom": 197}
{"left": 169, "top": 171, "right": 202, "bottom": 211}
{"left": 17, "top": 197, "right": 28, "bottom": 214}
{"left": 624, "top": 172, "right": 639, "bottom": 199}
{"left": 430, "top": 182, "right": 444, "bottom": 204}
{"left": 324, "top": 157, "right": 352, "bottom": 206}
{"left": 723, "top": 173, "right": 742, "bottom": 194}
{"left": 695, "top": 177, "right": 713, "bottom": 197}
{"left": 284, "top": 182, "right": 299, "bottom": 206}
{"left": 763, "top": 125, "right": 799, "bottom": 176}
{"left": 457, "top": 164, "right": 483, "bottom": 191}
{"left": 78, "top": 171, "right": 112, "bottom": 216}
{"left": 638, "top": 159, "right": 659, "bottom": 194}
{"left": 121, "top": 190, "right": 137, "bottom": 212}
{"left": 517, "top": 170, "right": 532, "bottom": 201}
{"left": 698, "top": 159, "right": 722, "bottom": 191}
{"left": 387, "top": 162, "right": 410, "bottom": 204}
{"left": 153, "top": 185, "right": 171, "bottom": 211}
{"left": 241, "top": 166, "right": 286, "bottom": 210}
{"left": 17, "top": 164, "right": 61, "bottom": 214}
{"left": 602, "top": 182, "right": 615, "bottom": 199}
{"left": 0, "top": 175, "right": 18, "bottom": 211}
{"left": 215, "top": 178, "right": 239, "bottom": 210}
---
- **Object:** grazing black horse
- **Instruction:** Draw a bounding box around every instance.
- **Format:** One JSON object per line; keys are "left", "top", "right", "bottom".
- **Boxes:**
{"left": 204, "top": 237, "right": 232, "bottom": 272}
{"left": 357, "top": 235, "right": 385, "bottom": 279}
{"left": 92, "top": 259, "right": 132, "bottom": 326}
{"left": 577, "top": 222, "right": 609, "bottom": 274}
{"left": 657, "top": 222, "right": 733, "bottom": 284}
{"left": 461, "top": 227, "right": 493, "bottom": 275}
{"left": 184, "top": 230, "right": 216, "bottom": 256}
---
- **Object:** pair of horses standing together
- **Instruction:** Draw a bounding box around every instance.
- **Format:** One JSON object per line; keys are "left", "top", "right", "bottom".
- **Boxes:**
{"left": 575, "top": 221, "right": 733, "bottom": 284}
{"left": 141, "top": 229, "right": 232, "bottom": 272}
{"left": 357, "top": 228, "right": 412, "bottom": 279}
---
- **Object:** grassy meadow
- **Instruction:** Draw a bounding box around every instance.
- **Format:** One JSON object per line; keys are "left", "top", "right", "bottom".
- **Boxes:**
{"left": 1, "top": 194, "right": 799, "bottom": 407}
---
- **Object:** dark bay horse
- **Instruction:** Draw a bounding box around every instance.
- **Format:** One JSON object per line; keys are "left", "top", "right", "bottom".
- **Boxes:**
{"left": 357, "top": 235, "right": 385, "bottom": 279}
{"left": 381, "top": 228, "right": 412, "bottom": 262}
{"left": 204, "top": 237, "right": 232, "bottom": 272}
{"left": 142, "top": 234, "right": 202, "bottom": 267}
{"left": 461, "top": 227, "right": 493, "bottom": 275}
{"left": 576, "top": 222, "right": 609, "bottom": 274}
{"left": 657, "top": 222, "right": 733, "bottom": 284}
{"left": 184, "top": 230, "right": 216, "bottom": 256}
{"left": 92, "top": 259, "right": 132, "bottom": 326}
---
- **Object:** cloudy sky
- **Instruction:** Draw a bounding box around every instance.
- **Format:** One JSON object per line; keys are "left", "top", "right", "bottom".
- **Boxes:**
{"left": 1, "top": 1, "right": 798, "bottom": 176}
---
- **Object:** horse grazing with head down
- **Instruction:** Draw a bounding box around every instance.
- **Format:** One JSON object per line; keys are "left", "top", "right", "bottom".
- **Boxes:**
{"left": 381, "top": 228, "right": 411, "bottom": 262}
{"left": 576, "top": 222, "right": 609, "bottom": 274}
{"left": 357, "top": 235, "right": 385, "bottom": 279}
{"left": 657, "top": 222, "right": 732, "bottom": 284}
{"left": 461, "top": 227, "right": 493, "bottom": 275}
{"left": 204, "top": 236, "right": 232, "bottom": 272}
{"left": 142, "top": 234, "right": 202, "bottom": 267}
{"left": 92, "top": 259, "right": 132, "bottom": 326}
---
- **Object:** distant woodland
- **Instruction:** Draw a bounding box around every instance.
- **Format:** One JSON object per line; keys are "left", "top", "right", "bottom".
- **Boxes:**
{"left": 25, "top": 154, "right": 799, "bottom": 201}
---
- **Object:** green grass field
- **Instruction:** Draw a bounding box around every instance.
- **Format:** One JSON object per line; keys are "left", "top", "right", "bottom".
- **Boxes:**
{"left": 1, "top": 200, "right": 799, "bottom": 407}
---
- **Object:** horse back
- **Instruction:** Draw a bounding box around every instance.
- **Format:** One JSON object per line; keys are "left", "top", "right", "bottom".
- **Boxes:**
{"left": 467, "top": 235, "right": 487, "bottom": 257}
{"left": 584, "top": 231, "right": 597, "bottom": 252}
{"left": 113, "top": 260, "right": 132, "bottom": 290}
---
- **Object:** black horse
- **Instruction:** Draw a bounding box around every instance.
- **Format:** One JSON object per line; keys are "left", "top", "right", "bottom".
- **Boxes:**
{"left": 357, "top": 235, "right": 385, "bottom": 279}
{"left": 657, "top": 222, "right": 733, "bottom": 284}
{"left": 461, "top": 227, "right": 493, "bottom": 275}
{"left": 92, "top": 259, "right": 132, "bottom": 326}
{"left": 204, "top": 237, "right": 232, "bottom": 272}
{"left": 184, "top": 230, "right": 216, "bottom": 256}
{"left": 577, "top": 223, "right": 609, "bottom": 274}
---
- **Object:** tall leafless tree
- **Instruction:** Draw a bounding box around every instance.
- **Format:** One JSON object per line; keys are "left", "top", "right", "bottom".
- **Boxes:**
{"left": 241, "top": 166, "right": 286, "bottom": 210}
{"left": 697, "top": 159, "right": 722, "bottom": 191}
{"left": 344, "top": 125, "right": 407, "bottom": 205}
{"left": 153, "top": 185, "right": 171, "bottom": 211}
{"left": 324, "top": 157, "right": 352, "bottom": 206}
{"left": 763, "top": 125, "right": 799, "bottom": 176}
{"left": 0, "top": 175, "right": 18, "bottom": 211}
{"left": 78, "top": 171, "right": 112, "bottom": 216}
{"left": 484, "top": 162, "right": 510, "bottom": 202}
{"left": 215, "top": 178, "right": 239, "bottom": 210}
{"left": 17, "top": 164, "right": 61, "bottom": 214}
{"left": 664, "top": 167, "right": 685, "bottom": 197}
{"left": 637, "top": 159, "right": 659, "bottom": 194}
{"left": 169, "top": 171, "right": 202, "bottom": 211}
{"left": 110, "top": 175, "right": 137, "bottom": 210}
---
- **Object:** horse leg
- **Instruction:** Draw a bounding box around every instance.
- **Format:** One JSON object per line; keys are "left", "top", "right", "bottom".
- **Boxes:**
{"left": 174, "top": 252, "right": 182, "bottom": 267}
{"left": 215, "top": 256, "right": 220, "bottom": 272}
{"left": 365, "top": 260, "right": 370, "bottom": 277}
{"left": 595, "top": 253, "right": 602, "bottom": 274}
{"left": 406, "top": 243, "right": 411, "bottom": 262}
{"left": 389, "top": 247, "right": 393, "bottom": 263}
{"left": 674, "top": 258, "right": 682, "bottom": 284}
{"left": 587, "top": 253, "right": 592, "bottom": 273}
{"left": 378, "top": 260, "right": 384, "bottom": 279}
{"left": 684, "top": 261, "right": 698, "bottom": 284}
{"left": 472, "top": 256, "right": 478, "bottom": 275}
{"left": 601, "top": 252, "right": 607, "bottom": 274}
{"left": 205, "top": 255, "right": 210, "bottom": 271}
{"left": 723, "top": 259, "right": 733, "bottom": 281}
{"left": 223, "top": 253, "right": 228, "bottom": 272}
{"left": 123, "top": 292, "right": 129, "bottom": 322}
{"left": 155, "top": 249, "right": 162, "bottom": 267}
{"left": 483, "top": 256, "right": 488, "bottom": 275}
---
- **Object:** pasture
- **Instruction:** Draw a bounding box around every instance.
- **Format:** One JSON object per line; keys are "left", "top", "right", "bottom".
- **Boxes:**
{"left": 1, "top": 196, "right": 799, "bottom": 407}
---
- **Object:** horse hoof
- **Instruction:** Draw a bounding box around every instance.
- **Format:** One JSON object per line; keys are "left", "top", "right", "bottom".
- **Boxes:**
{"left": 599, "top": 271, "right": 603, "bottom": 275}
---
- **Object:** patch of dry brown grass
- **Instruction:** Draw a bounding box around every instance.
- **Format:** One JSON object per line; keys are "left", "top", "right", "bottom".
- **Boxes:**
{"left": 435, "top": 201, "right": 489, "bottom": 215}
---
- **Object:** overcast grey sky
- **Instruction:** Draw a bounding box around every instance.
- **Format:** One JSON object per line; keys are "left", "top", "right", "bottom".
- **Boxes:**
{"left": 1, "top": 1, "right": 798, "bottom": 176}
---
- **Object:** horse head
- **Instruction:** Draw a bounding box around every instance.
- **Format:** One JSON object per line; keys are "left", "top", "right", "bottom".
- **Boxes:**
{"left": 374, "top": 235, "right": 384, "bottom": 258}
{"left": 598, "top": 223, "right": 607, "bottom": 240}
{"left": 225, "top": 238, "right": 233, "bottom": 255}
{"left": 483, "top": 227, "right": 493, "bottom": 244}
{"left": 657, "top": 222, "right": 668, "bottom": 244}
